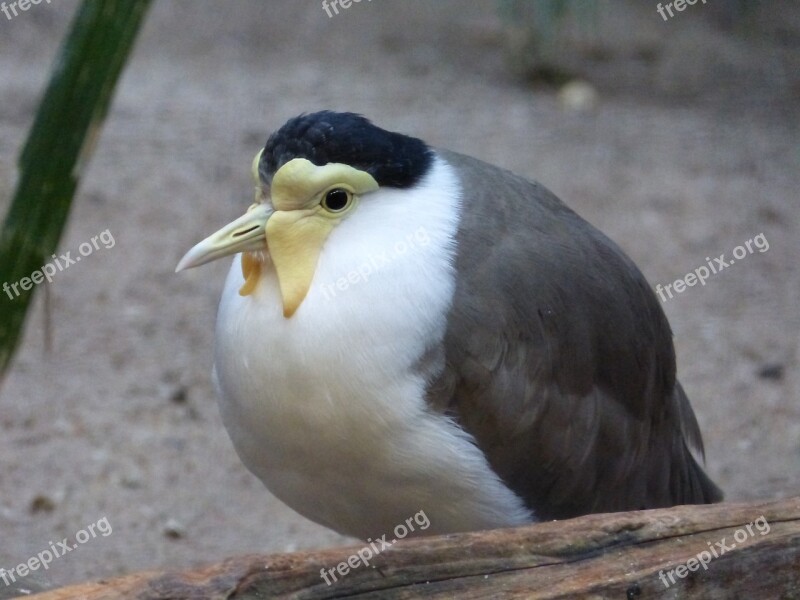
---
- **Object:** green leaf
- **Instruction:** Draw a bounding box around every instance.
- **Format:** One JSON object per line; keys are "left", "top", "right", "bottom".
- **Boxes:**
{"left": 0, "top": 0, "right": 153, "bottom": 381}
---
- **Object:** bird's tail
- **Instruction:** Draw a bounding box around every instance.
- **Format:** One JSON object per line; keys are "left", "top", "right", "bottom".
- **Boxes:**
{"left": 674, "top": 443, "right": 724, "bottom": 504}
{"left": 670, "top": 381, "right": 723, "bottom": 504}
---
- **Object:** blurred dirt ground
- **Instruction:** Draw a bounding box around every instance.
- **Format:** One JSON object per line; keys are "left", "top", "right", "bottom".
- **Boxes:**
{"left": 0, "top": 0, "right": 798, "bottom": 591}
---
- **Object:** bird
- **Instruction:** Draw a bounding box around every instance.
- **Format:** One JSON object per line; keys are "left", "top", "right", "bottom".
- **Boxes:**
{"left": 176, "top": 111, "right": 722, "bottom": 539}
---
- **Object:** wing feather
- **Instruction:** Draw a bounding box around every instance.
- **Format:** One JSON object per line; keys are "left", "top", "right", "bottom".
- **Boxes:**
{"left": 426, "top": 150, "right": 721, "bottom": 520}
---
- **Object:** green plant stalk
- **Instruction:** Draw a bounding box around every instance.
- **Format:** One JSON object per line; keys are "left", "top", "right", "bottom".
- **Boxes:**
{"left": 0, "top": 0, "right": 153, "bottom": 380}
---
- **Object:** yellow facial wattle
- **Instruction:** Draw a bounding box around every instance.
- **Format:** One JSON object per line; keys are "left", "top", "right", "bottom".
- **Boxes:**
{"left": 239, "top": 252, "right": 262, "bottom": 297}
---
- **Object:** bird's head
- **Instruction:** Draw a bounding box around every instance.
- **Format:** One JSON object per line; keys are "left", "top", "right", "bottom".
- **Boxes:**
{"left": 175, "top": 111, "right": 432, "bottom": 317}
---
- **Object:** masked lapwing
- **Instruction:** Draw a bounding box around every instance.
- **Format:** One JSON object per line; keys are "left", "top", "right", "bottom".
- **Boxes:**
{"left": 176, "top": 111, "right": 722, "bottom": 539}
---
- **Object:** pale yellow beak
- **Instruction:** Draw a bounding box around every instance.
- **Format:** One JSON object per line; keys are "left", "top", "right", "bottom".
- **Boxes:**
{"left": 175, "top": 203, "right": 272, "bottom": 273}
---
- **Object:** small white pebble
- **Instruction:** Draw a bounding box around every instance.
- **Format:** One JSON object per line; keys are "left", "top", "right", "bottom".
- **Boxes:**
{"left": 558, "top": 80, "right": 598, "bottom": 112}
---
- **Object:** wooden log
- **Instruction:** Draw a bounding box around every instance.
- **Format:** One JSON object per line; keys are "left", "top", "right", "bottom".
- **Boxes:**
{"left": 29, "top": 496, "right": 800, "bottom": 599}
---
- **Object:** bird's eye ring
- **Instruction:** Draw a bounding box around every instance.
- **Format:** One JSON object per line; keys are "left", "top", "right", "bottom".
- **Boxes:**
{"left": 322, "top": 188, "right": 352, "bottom": 213}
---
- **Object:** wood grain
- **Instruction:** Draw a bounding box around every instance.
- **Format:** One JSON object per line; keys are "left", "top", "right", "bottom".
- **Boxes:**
{"left": 29, "top": 496, "right": 800, "bottom": 599}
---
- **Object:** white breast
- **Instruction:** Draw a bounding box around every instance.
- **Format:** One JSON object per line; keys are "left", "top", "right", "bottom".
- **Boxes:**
{"left": 213, "top": 156, "right": 532, "bottom": 539}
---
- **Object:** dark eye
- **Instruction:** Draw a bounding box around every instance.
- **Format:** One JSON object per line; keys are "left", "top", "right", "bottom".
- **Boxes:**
{"left": 322, "top": 188, "right": 351, "bottom": 212}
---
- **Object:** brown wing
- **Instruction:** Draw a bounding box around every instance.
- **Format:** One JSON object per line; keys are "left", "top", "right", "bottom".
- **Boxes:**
{"left": 426, "top": 150, "right": 722, "bottom": 520}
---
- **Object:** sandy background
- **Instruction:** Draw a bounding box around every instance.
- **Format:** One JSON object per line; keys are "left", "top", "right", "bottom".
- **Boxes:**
{"left": 0, "top": 0, "right": 798, "bottom": 592}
